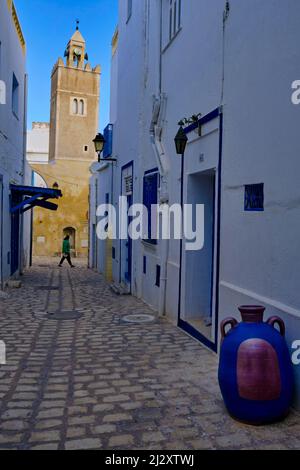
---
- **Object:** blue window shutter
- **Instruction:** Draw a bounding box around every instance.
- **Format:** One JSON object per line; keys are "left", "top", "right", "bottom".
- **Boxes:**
{"left": 156, "top": 265, "right": 161, "bottom": 287}
{"left": 143, "top": 171, "right": 158, "bottom": 244}
{"left": 244, "top": 184, "right": 264, "bottom": 211}
{"left": 103, "top": 124, "right": 113, "bottom": 158}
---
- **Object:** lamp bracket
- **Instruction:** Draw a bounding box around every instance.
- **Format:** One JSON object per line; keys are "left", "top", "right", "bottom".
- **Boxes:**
{"left": 178, "top": 113, "right": 202, "bottom": 136}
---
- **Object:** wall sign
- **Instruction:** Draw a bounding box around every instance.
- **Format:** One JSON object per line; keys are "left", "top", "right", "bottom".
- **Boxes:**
{"left": 244, "top": 183, "right": 264, "bottom": 212}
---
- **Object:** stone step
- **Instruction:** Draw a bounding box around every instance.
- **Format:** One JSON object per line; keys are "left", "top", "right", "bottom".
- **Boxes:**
{"left": 110, "top": 283, "right": 130, "bottom": 296}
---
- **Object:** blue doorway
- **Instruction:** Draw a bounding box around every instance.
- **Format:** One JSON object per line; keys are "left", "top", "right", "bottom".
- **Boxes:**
{"left": 10, "top": 192, "right": 21, "bottom": 275}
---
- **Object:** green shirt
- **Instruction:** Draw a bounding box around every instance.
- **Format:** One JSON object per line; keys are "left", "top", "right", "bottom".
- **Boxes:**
{"left": 62, "top": 239, "right": 70, "bottom": 254}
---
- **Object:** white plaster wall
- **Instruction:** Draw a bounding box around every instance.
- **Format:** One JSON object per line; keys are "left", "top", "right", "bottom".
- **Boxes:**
{"left": 110, "top": 0, "right": 148, "bottom": 294}
{"left": 0, "top": 0, "right": 27, "bottom": 283}
{"left": 110, "top": 0, "right": 300, "bottom": 408}
{"left": 219, "top": 0, "right": 300, "bottom": 407}
{"left": 88, "top": 174, "right": 97, "bottom": 269}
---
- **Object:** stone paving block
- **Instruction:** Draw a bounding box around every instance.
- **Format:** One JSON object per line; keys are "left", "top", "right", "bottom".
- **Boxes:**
{"left": 93, "top": 404, "right": 115, "bottom": 413}
{"left": 1, "top": 420, "right": 29, "bottom": 431}
{"left": 65, "top": 438, "right": 102, "bottom": 450}
{"left": 92, "top": 424, "right": 117, "bottom": 435}
{"left": 68, "top": 415, "right": 95, "bottom": 426}
{"left": 66, "top": 427, "right": 87, "bottom": 439}
{"left": 37, "top": 408, "right": 65, "bottom": 419}
{"left": 142, "top": 431, "right": 166, "bottom": 443}
{"left": 108, "top": 434, "right": 134, "bottom": 447}
{"left": 31, "top": 443, "right": 59, "bottom": 450}
{"left": 103, "top": 394, "right": 130, "bottom": 403}
{"left": 103, "top": 413, "right": 133, "bottom": 423}
{"left": 35, "top": 419, "right": 62, "bottom": 430}
{"left": 1, "top": 409, "right": 32, "bottom": 420}
{"left": 29, "top": 430, "right": 61, "bottom": 443}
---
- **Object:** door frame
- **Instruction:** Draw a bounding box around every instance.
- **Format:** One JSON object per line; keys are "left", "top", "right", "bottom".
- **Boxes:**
{"left": 178, "top": 108, "right": 223, "bottom": 352}
{"left": 10, "top": 190, "right": 21, "bottom": 276}
{"left": 119, "top": 161, "right": 134, "bottom": 292}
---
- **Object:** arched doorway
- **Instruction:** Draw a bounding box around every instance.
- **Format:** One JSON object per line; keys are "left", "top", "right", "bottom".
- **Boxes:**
{"left": 63, "top": 227, "right": 76, "bottom": 257}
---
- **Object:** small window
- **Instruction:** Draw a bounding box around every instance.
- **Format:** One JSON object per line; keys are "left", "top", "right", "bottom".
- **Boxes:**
{"left": 168, "top": 0, "right": 182, "bottom": 43}
{"left": 155, "top": 265, "right": 161, "bottom": 287}
{"left": 79, "top": 99, "right": 84, "bottom": 115}
{"left": 127, "top": 0, "right": 132, "bottom": 22}
{"left": 72, "top": 98, "right": 78, "bottom": 115}
{"left": 84, "top": 145, "right": 88, "bottom": 152}
{"left": 12, "top": 73, "right": 19, "bottom": 117}
{"left": 244, "top": 184, "right": 264, "bottom": 212}
{"left": 143, "top": 170, "right": 158, "bottom": 245}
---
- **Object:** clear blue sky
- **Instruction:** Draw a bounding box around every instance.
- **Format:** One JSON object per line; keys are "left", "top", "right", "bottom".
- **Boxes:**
{"left": 15, "top": 0, "right": 118, "bottom": 131}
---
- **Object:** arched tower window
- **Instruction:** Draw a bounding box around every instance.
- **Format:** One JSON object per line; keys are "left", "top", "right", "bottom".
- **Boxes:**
{"left": 79, "top": 99, "right": 84, "bottom": 115}
{"left": 72, "top": 98, "right": 78, "bottom": 115}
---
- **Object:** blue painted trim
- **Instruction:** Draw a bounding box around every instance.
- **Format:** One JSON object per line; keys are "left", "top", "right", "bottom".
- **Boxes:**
{"left": 179, "top": 319, "right": 218, "bottom": 352}
{"left": 144, "top": 167, "right": 159, "bottom": 176}
{"left": 119, "top": 161, "right": 134, "bottom": 290}
{"left": 121, "top": 161, "right": 134, "bottom": 172}
{"left": 10, "top": 194, "right": 42, "bottom": 214}
{"left": 209, "top": 171, "right": 217, "bottom": 324}
{"left": 244, "top": 183, "right": 264, "bottom": 212}
{"left": 184, "top": 107, "right": 220, "bottom": 135}
{"left": 143, "top": 170, "right": 159, "bottom": 246}
{"left": 178, "top": 108, "right": 223, "bottom": 353}
{"left": 103, "top": 124, "right": 113, "bottom": 159}
{"left": 214, "top": 111, "right": 223, "bottom": 349}
{"left": 10, "top": 185, "right": 62, "bottom": 198}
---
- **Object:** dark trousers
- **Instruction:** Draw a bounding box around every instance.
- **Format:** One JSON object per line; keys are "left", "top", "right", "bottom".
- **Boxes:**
{"left": 59, "top": 254, "right": 72, "bottom": 266}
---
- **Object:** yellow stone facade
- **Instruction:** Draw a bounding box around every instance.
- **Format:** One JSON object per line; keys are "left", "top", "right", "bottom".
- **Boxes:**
{"left": 31, "top": 29, "right": 100, "bottom": 258}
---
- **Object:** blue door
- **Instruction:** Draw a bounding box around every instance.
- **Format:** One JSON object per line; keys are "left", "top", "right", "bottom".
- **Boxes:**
{"left": 125, "top": 194, "right": 133, "bottom": 284}
{"left": 10, "top": 192, "right": 20, "bottom": 275}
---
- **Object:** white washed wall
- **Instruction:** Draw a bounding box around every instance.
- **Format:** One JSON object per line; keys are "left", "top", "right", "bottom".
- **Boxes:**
{"left": 0, "top": 0, "right": 27, "bottom": 284}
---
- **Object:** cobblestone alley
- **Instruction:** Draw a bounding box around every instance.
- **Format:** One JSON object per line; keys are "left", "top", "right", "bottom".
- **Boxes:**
{"left": 0, "top": 259, "right": 299, "bottom": 450}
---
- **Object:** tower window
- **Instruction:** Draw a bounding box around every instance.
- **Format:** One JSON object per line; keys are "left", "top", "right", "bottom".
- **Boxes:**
{"left": 84, "top": 145, "right": 88, "bottom": 152}
{"left": 71, "top": 97, "right": 87, "bottom": 116}
{"left": 72, "top": 98, "right": 78, "bottom": 115}
{"left": 79, "top": 99, "right": 84, "bottom": 115}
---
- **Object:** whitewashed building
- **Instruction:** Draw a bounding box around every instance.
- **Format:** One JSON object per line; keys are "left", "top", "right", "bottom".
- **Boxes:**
{"left": 0, "top": 0, "right": 29, "bottom": 286}
{"left": 90, "top": 0, "right": 300, "bottom": 407}
{"left": 26, "top": 122, "right": 49, "bottom": 187}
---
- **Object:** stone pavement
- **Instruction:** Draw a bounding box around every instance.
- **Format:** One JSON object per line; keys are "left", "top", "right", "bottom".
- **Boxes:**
{"left": 0, "top": 257, "right": 299, "bottom": 450}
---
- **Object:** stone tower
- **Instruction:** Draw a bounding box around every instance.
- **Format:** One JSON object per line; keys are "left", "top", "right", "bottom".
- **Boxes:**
{"left": 49, "top": 28, "right": 101, "bottom": 162}
{"left": 30, "top": 28, "right": 100, "bottom": 259}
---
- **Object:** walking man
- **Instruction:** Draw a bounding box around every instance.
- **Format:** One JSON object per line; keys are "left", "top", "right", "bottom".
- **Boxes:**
{"left": 58, "top": 235, "right": 75, "bottom": 267}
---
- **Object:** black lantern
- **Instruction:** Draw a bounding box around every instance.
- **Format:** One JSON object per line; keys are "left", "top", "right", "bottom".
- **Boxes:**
{"left": 174, "top": 126, "right": 188, "bottom": 155}
{"left": 93, "top": 133, "right": 106, "bottom": 155}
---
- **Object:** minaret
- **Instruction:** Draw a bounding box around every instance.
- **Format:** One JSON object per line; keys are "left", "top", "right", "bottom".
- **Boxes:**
{"left": 49, "top": 24, "right": 101, "bottom": 162}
